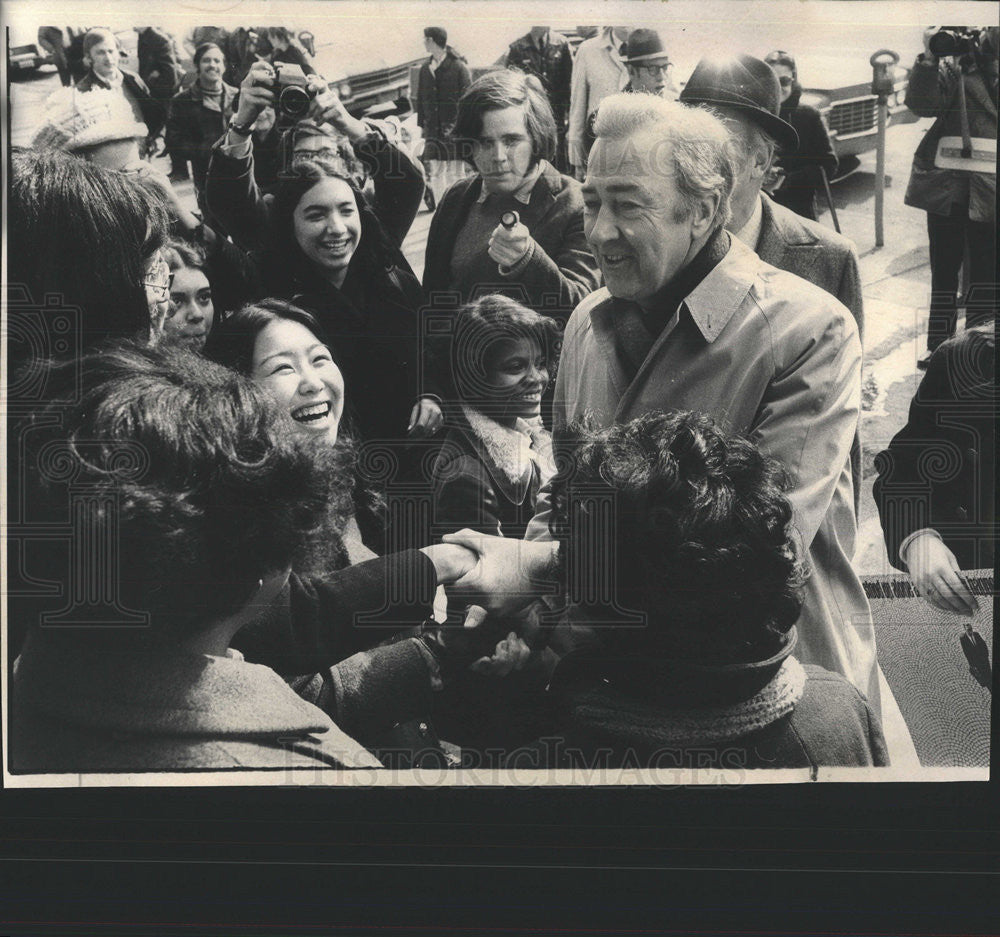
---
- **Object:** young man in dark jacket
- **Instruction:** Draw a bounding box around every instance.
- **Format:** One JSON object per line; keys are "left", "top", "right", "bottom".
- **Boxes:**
{"left": 75, "top": 28, "right": 164, "bottom": 151}
{"left": 416, "top": 26, "right": 473, "bottom": 205}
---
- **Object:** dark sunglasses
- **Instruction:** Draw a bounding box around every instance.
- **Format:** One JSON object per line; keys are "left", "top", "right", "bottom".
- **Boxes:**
{"left": 777, "top": 76, "right": 794, "bottom": 86}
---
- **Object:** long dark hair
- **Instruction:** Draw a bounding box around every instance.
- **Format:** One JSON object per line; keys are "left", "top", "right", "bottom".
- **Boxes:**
{"left": 9, "top": 147, "right": 169, "bottom": 351}
{"left": 266, "top": 157, "right": 399, "bottom": 295}
{"left": 205, "top": 299, "right": 386, "bottom": 543}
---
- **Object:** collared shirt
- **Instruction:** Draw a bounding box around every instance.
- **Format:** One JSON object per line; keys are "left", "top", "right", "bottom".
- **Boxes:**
{"left": 733, "top": 193, "right": 765, "bottom": 251}
{"left": 533, "top": 235, "right": 876, "bottom": 708}
{"left": 475, "top": 160, "right": 545, "bottom": 205}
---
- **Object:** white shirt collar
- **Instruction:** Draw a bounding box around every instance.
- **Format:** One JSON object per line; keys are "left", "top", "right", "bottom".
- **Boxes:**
{"left": 733, "top": 194, "right": 764, "bottom": 251}
{"left": 476, "top": 160, "right": 545, "bottom": 205}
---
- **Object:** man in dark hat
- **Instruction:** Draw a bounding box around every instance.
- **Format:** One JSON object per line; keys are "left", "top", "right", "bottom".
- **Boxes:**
{"left": 680, "top": 53, "right": 865, "bottom": 513}
{"left": 622, "top": 28, "right": 678, "bottom": 98}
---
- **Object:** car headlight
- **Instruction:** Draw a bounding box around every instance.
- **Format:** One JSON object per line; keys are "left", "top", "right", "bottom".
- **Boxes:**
{"left": 338, "top": 81, "right": 352, "bottom": 98}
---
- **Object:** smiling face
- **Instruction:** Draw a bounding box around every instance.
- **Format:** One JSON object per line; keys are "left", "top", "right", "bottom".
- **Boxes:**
{"left": 473, "top": 107, "right": 535, "bottom": 196}
{"left": 197, "top": 46, "right": 225, "bottom": 89}
{"left": 583, "top": 131, "right": 707, "bottom": 307}
{"left": 86, "top": 36, "right": 120, "bottom": 81}
{"left": 162, "top": 266, "right": 214, "bottom": 351}
{"left": 251, "top": 319, "right": 345, "bottom": 445}
{"left": 292, "top": 177, "right": 362, "bottom": 287}
{"left": 478, "top": 335, "right": 549, "bottom": 423}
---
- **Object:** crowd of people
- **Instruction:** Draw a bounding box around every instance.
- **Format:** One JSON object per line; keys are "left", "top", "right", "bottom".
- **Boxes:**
{"left": 6, "top": 20, "right": 996, "bottom": 776}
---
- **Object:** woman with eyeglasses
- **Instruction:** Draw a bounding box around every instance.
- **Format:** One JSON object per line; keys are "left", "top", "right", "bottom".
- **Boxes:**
{"left": 422, "top": 68, "right": 601, "bottom": 328}
{"left": 764, "top": 51, "right": 838, "bottom": 221}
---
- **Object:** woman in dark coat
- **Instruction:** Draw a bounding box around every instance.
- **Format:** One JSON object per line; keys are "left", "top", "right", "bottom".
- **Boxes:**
{"left": 764, "top": 51, "right": 838, "bottom": 221}
{"left": 206, "top": 63, "right": 444, "bottom": 454}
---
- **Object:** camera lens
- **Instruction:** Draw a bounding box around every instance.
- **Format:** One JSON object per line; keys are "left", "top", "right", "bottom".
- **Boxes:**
{"left": 928, "top": 29, "right": 959, "bottom": 57}
{"left": 279, "top": 85, "right": 312, "bottom": 118}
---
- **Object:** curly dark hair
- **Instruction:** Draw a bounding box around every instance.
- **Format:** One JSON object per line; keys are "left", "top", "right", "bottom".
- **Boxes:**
{"left": 31, "top": 341, "right": 351, "bottom": 639}
{"left": 455, "top": 68, "right": 558, "bottom": 168}
{"left": 550, "top": 411, "right": 805, "bottom": 664}
{"left": 441, "top": 293, "right": 561, "bottom": 408}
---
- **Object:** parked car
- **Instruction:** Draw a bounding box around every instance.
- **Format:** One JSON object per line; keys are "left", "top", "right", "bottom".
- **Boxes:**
{"left": 8, "top": 43, "right": 56, "bottom": 79}
{"left": 796, "top": 53, "right": 916, "bottom": 176}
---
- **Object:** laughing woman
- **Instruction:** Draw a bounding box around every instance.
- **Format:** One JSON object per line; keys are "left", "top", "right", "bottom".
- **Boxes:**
{"left": 205, "top": 66, "right": 444, "bottom": 447}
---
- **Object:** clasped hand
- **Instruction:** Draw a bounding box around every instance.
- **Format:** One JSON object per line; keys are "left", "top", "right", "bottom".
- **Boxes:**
{"left": 488, "top": 220, "right": 532, "bottom": 269}
{"left": 442, "top": 529, "right": 559, "bottom": 617}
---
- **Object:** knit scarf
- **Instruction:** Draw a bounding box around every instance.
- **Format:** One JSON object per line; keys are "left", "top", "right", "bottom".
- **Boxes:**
{"left": 564, "top": 655, "right": 807, "bottom": 746}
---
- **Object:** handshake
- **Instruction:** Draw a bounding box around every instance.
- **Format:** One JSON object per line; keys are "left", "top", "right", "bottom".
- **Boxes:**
{"left": 420, "top": 531, "right": 561, "bottom": 675}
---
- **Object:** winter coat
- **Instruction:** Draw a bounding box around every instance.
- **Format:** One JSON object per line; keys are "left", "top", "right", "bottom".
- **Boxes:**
{"left": 873, "top": 326, "right": 995, "bottom": 572}
{"left": 416, "top": 49, "right": 472, "bottom": 160}
{"left": 432, "top": 407, "right": 555, "bottom": 540}
{"left": 773, "top": 86, "right": 839, "bottom": 220}
{"left": 165, "top": 81, "right": 238, "bottom": 194}
{"left": 753, "top": 194, "right": 865, "bottom": 513}
{"left": 532, "top": 235, "right": 876, "bottom": 709}
{"left": 75, "top": 66, "right": 165, "bottom": 139}
{"left": 904, "top": 54, "right": 997, "bottom": 222}
{"left": 503, "top": 31, "right": 574, "bottom": 122}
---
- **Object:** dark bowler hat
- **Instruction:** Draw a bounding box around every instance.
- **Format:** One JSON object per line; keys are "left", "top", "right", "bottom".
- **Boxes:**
{"left": 679, "top": 53, "right": 798, "bottom": 149}
{"left": 624, "top": 28, "right": 671, "bottom": 64}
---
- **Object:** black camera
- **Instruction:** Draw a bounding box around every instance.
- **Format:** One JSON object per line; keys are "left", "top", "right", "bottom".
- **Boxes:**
{"left": 260, "top": 62, "right": 316, "bottom": 120}
{"left": 928, "top": 27, "right": 984, "bottom": 58}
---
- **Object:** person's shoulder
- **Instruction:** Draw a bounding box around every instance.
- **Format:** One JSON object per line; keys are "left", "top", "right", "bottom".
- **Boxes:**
{"left": 790, "top": 664, "right": 886, "bottom": 766}
{"left": 538, "top": 162, "right": 583, "bottom": 201}
{"left": 763, "top": 196, "right": 856, "bottom": 257}
{"left": 565, "top": 287, "right": 611, "bottom": 337}
{"left": 437, "top": 174, "right": 479, "bottom": 212}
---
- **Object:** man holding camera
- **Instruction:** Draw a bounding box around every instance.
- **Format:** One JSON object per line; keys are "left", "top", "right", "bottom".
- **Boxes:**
{"left": 904, "top": 26, "right": 998, "bottom": 368}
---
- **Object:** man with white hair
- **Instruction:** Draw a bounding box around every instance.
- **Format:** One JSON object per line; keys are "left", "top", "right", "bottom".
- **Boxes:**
{"left": 447, "top": 94, "right": 915, "bottom": 763}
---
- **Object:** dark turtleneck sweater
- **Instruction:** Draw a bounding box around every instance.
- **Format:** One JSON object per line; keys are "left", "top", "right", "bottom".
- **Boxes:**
{"left": 611, "top": 226, "right": 730, "bottom": 382}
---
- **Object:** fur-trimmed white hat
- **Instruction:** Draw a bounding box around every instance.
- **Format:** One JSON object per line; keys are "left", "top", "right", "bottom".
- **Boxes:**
{"left": 32, "top": 87, "right": 147, "bottom": 153}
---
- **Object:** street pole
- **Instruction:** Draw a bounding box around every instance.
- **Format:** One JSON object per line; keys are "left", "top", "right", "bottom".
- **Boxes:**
{"left": 870, "top": 50, "right": 899, "bottom": 248}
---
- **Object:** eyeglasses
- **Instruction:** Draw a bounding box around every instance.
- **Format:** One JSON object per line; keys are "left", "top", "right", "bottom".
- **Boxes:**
{"left": 143, "top": 271, "right": 174, "bottom": 301}
{"left": 777, "top": 76, "right": 794, "bottom": 87}
{"left": 639, "top": 62, "right": 672, "bottom": 75}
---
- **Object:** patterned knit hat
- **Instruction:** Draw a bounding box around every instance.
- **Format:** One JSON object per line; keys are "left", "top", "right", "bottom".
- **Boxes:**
{"left": 32, "top": 87, "right": 147, "bottom": 153}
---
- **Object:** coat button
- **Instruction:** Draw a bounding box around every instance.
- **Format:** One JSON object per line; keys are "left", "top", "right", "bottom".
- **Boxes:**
{"left": 418, "top": 722, "right": 429, "bottom": 737}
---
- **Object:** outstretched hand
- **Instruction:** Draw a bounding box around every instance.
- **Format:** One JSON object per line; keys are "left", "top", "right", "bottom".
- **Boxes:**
{"left": 441, "top": 529, "right": 559, "bottom": 616}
